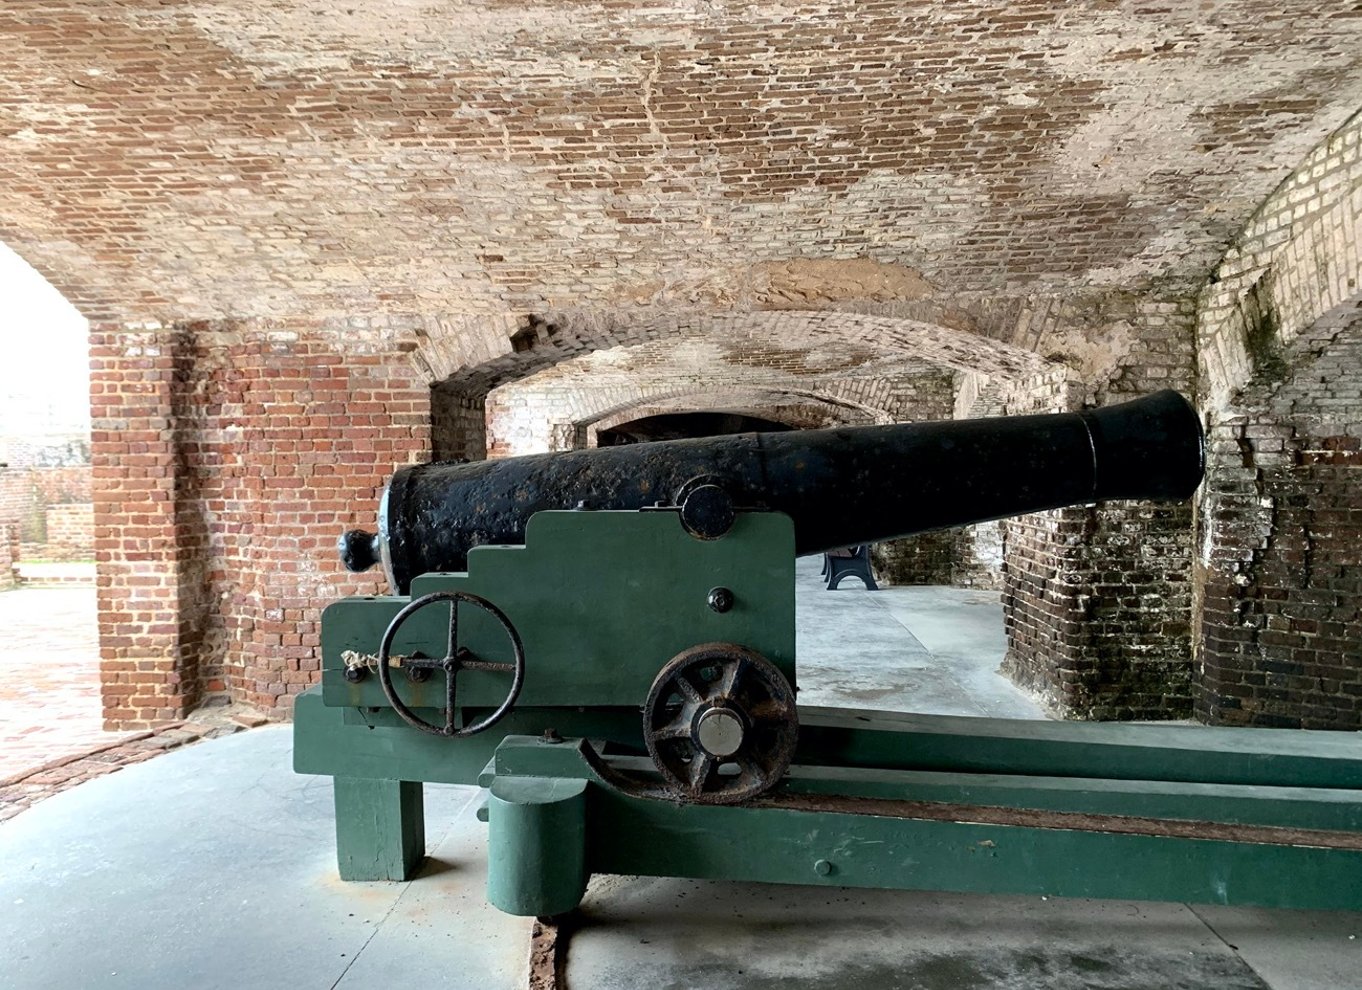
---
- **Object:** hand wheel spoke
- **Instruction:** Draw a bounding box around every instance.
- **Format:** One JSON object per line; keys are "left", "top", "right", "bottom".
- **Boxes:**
{"left": 401, "top": 652, "right": 441, "bottom": 671}
{"left": 445, "top": 599, "right": 459, "bottom": 662}
{"left": 444, "top": 663, "right": 459, "bottom": 723}
{"left": 459, "top": 658, "right": 516, "bottom": 673}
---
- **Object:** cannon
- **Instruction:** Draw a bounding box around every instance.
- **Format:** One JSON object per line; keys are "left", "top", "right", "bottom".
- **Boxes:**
{"left": 338, "top": 389, "right": 1203, "bottom": 593}
{"left": 294, "top": 390, "right": 1362, "bottom": 920}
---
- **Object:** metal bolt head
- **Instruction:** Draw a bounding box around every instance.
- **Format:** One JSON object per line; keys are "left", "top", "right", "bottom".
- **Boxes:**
{"left": 542, "top": 728, "right": 563, "bottom": 744}
{"left": 814, "top": 859, "right": 833, "bottom": 877}
{"left": 343, "top": 666, "right": 367, "bottom": 683}
{"left": 707, "top": 587, "right": 735, "bottom": 613}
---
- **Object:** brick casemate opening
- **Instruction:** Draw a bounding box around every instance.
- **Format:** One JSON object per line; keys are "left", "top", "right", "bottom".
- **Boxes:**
{"left": 89, "top": 305, "right": 1206, "bottom": 729}
{"left": 429, "top": 309, "right": 1200, "bottom": 719}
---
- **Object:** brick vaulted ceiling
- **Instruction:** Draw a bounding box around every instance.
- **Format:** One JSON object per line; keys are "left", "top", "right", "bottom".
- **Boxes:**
{"left": 2, "top": 1, "right": 1361, "bottom": 323}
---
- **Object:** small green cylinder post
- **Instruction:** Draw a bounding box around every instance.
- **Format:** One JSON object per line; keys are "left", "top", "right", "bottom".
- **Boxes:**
{"left": 486, "top": 776, "right": 589, "bottom": 917}
{"left": 333, "top": 777, "right": 426, "bottom": 881}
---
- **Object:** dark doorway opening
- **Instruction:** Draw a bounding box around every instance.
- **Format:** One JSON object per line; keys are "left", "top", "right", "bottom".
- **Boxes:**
{"left": 597, "top": 411, "right": 794, "bottom": 446}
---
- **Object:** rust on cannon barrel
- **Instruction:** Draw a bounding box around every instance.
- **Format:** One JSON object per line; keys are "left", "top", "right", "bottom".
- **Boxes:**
{"left": 340, "top": 390, "right": 1204, "bottom": 595}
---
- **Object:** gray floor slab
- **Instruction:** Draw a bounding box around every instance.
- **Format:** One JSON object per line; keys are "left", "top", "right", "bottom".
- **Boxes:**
{"left": 0, "top": 727, "right": 529, "bottom": 990}
{"left": 569, "top": 880, "right": 1271, "bottom": 990}
{"left": 1187, "top": 905, "right": 1362, "bottom": 990}
{"left": 795, "top": 556, "right": 1044, "bottom": 720}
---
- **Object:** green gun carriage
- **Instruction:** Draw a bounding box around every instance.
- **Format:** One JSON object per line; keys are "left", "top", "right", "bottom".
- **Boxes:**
{"left": 294, "top": 391, "right": 1362, "bottom": 917}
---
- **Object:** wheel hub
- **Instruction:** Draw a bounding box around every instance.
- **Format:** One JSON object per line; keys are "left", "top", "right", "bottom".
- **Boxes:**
{"left": 696, "top": 706, "right": 745, "bottom": 757}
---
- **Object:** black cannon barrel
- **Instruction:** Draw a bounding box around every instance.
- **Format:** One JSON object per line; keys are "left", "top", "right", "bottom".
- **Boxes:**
{"left": 341, "top": 390, "right": 1204, "bottom": 594}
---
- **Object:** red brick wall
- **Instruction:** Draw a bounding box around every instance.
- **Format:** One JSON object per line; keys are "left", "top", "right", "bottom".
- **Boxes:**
{"left": 0, "top": 470, "right": 24, "bottom": 541}
{"left": 0, "top": 465, "right": 92, "bottom": 548}
{"left": 1003, "top": 502, "right": 1196, "bottom": 719}
{"left": 91, "top": 325, "right": 181, "bottom": 727}
{"left": 29, "top": 467, "right": 91, "bottom": 505}
{"left": 999, "top": 323, "right": 1199, "bottom": 720}
{"left": 872, "top": 531, "right": 957, "bottom": 586}
{"left": 92, "top": 320, "right": 429, "bottom": 728}
{"left": 1198, "top": 323, "right": 1362, "bottom": 729}
{"left": 42, "top": 503, "right": 93, "bottom": 559}
{"left": 0, "top": 524, "right": 15, "bottom": 591}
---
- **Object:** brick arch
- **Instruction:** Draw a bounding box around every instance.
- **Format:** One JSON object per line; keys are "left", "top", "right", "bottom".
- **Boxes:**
{"left": 1198, "top": 110, "right": 1362, "bottom": 409}
{"left": 428, "top": 309, "right": 1057, "bottom": 390}
{"left": 431, "top": 309, "right": 1066, "bottom": 460}
{"left": 1192, "top": 111, "right": 1362, "bottom": 728}
{"left": 577, "top": 386, "right": 885, "bottom": 450}
{"left": 492, "top": 380, "right": 906, "bottom": 457}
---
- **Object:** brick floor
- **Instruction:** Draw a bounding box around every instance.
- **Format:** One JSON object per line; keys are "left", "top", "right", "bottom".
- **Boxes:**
{"left": 0, "top": 586, "right": 134, "bottom": 780}
{"left": 13, "top": 561, "right": 96, "bottom": 587}
{"left": 0, "top": 586, "right": 270, "bottom": 823}
{"left": 0, "top": 719, "right": 244, "bottom": 823}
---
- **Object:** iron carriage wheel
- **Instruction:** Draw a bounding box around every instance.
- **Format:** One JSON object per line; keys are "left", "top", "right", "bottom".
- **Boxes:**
{"left": 642, "top": 642, "right": 798, "bottom": 805}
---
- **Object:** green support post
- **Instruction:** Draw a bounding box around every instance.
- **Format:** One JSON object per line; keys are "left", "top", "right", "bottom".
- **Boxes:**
{"left": 486, "top": 775, "right": 588, "bottom": 917}
{"left": 333, "top": 777, "right": 426, "bottom": 881}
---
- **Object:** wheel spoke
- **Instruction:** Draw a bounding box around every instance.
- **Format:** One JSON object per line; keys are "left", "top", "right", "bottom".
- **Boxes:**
{"left": 673, "top": 674, "right": 704, "bottom": 705}
{"left": 737, "top": 757, "right": 768, "bottom": 788}
{"left": 652, "top": 716, "right": 692, "bottom": 741}
{"left": 746, "top": 697, "right": 792, "bottom": 721}
{"left": 717, "top": 656, "right": 749, "bottom": 700}
{"left": 446, "top": 599, "right": 459, "bottom": 661}
{"left": 687, "top": 753, "right": 715, "bottom": 792}
{"left": 444, "top": 664, "right": 459, "bottom": 715}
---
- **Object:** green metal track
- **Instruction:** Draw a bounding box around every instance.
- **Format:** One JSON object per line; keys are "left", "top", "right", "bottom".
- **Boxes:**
{"left": 485, "top": 736, "right": 1362, "bottom": 916}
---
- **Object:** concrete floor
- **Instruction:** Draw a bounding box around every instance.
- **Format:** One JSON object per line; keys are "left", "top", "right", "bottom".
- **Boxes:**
{"left": 793, "top": 560, "right": 1044, "bottom": 720}
{"left": 3, "top": 559, "right": 1360, "bottom": 989}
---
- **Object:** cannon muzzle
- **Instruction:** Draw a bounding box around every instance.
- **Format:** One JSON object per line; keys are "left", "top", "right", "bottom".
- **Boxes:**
{"left": 342, "top": 390, "right": 1203, "bottom": 594}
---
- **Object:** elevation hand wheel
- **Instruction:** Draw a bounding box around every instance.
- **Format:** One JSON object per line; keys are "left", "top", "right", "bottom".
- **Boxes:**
{"left": 643, "top": 642, "right": 798, "bottom": 805}
{"left": 377, "top": 590, "right": 526, "bottom": 738}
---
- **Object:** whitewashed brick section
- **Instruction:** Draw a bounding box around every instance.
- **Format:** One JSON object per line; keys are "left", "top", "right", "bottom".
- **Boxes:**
{"left": 1199, "top": 114, "right": 1362, "bottom": 407}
